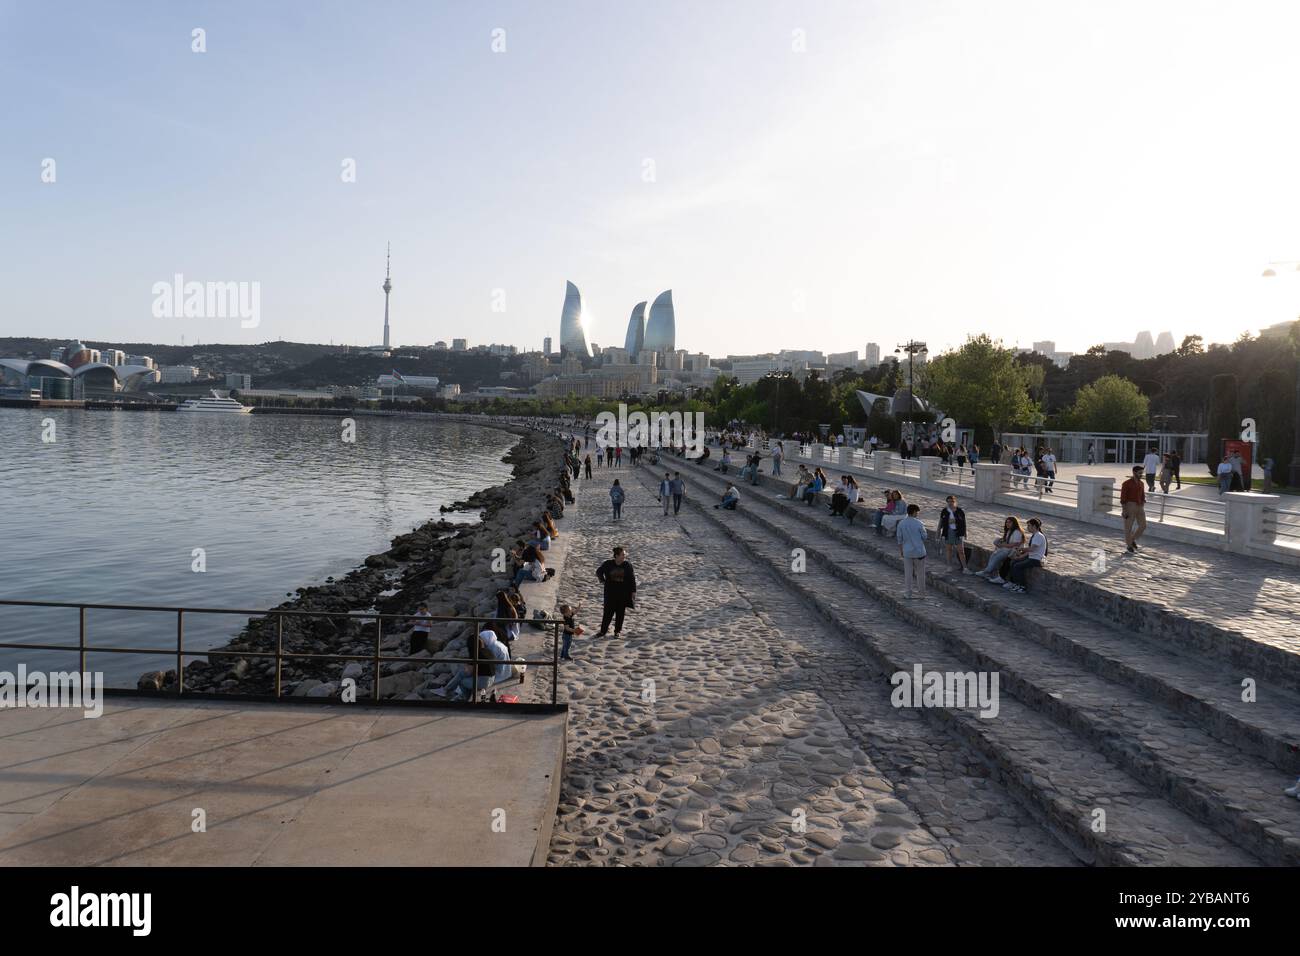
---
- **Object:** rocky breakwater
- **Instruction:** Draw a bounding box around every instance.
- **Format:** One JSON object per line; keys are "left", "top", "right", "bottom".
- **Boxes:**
{"left": 138, "top": 427, "right": 571, "bottom": 700}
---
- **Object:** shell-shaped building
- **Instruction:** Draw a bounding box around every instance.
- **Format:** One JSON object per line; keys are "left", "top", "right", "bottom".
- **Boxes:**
{"left": 624, "top": 302, "right": 647, "bottom": 360}
{"left": 559, "top": 281, "right": 590, "bottom": 357}
{"left": 644, "top": 290, "right": 675, "bottom": 363}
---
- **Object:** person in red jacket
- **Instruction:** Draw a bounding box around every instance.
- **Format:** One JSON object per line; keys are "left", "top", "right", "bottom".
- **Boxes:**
{"left": 1121, "top": 465, "right": 1147, "bottom": 553}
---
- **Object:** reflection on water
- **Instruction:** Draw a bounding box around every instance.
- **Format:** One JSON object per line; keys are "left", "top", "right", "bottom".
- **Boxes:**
{"left": 0, "top": 409, "right": 516, "bottom": 684}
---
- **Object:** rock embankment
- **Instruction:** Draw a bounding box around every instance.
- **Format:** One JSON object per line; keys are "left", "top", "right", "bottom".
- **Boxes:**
{"left": 138, "top": 425, "right": 571, "bottom": 699}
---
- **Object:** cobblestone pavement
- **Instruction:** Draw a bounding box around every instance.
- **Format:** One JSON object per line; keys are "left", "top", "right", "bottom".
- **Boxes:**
{"left": 523, "top": 464, "right": 1078, "bottom": 866}
{"left": 781, "top": 451, "right": 1300, "bottom": 659}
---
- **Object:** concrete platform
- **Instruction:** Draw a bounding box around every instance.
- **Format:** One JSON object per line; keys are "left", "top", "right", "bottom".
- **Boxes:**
{"left": 0, "top": 695, "right": 566, "bottom": 866}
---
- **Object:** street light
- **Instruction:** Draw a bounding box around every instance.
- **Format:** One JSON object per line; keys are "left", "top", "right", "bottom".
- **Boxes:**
{"left": 1260, "top": 265, "right": 1300, "bottom": 486}
{"left": 894, "top": 340, "right": 928, "bottom": 441}
{"left": 765, "top": 369, "right": 793, "bottom": 435}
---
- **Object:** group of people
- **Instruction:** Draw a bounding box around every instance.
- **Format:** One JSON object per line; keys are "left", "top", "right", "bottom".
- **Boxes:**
{"left": 1006, "top": 445, "right": 1058, "bottom": 492}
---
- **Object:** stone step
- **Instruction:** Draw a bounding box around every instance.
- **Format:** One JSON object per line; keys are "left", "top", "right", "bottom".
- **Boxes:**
{"left": 642, "top": 468, "right": 1259, "bottom": 866}
{"left": 728, "top": 452, "right": 1300, "bottom": 690}
{"left": 687, "top": 460, "right": 1300, "bottom": 777}
{"left": 665, "top": 463, "right": 1299, "bottom": 864}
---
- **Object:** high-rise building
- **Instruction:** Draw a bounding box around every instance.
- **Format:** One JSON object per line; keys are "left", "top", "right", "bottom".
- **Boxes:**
{"left": 602, "top": 347, "right": 631, "bottom": 365}
{"left": 127, "top": 354, "right": 155, "bottom": 369}
{"left": 452, "top": 338, "right": 468, "bottom": 351}
{"left": 624, "top": 301, "right": 647, "bottom": 361}
{"left": 864, "top": 343, "right": 881, "bottom": 368}
{"left": 827, "top": 350, "right": 858, "bottom": 368}
{"left": 382, "top": 243, "right": 392, "bottom": 350}
{"left": 1032, "top": 340, "right": 1056, "bottom": 355}
{"left": 543, "top": 336, "right": 552, "bottom": 356}
{"left": 644, "top": 290, "right": 676, "bottom": 363}
{"left": 559, "top": 280, "right": 591, "bottom": 357}
{"left": 1155, "top": 332, "right": 1176, "bottom": 355}
{"left": 226, "top": 373, "right": 252, "bottom": 390}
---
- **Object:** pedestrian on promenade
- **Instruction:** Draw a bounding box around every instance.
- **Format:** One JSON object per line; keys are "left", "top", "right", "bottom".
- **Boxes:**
{"left": 1121, "top": 465, "right": 1147, "bottom": 552}
{"left": 897, "top": 504, "right": 928, "bottom": 600}
{"left": 1230, "top": 450, "right": 1245, "bottom": 492}
{"left": 610, "top": 479, "right": 625, "bottom": 521}
{"left": 584, "top": 453, "right": 593, "bottom": 479}
{"left": 1158, "top": 453, "right": 1174, "bottom": 494}
{"left": 1004, "top": 518, "right": 1048, "bottom": 594}
{"left": 596, "top": 446, "right": 605, "bottom": 468}
{"left": 1041, "top": 447, "right": 1058, "bottom": 493}
{"left": 937, "top": 494, "right": 971, "bottom": 573}
{"left": 595, "top": 547, "right": 636, "bottom": 637}
{"left": 1087, "top": 443, "right": 1096, "bottom": 466}
{"left": 956, "top": 443, "right": 968, "bottom": 472}
{"left": 991, "top": 439, "right": 1002, "bottom": 465}
{"left": 658, "top": 471, "right": 672, "bottom": 515}
{"left": 1263, "top": 455, "right": 1276, "bottom": 493}
{"left": 409, "top": 602, "right": 432, "bottom": 654}
{"left": 1142, "top": 446, "right": 1161, "bottom": 493}
{"left": 615, "top": 445, "right": 623, "bottom": 467}
{"left": 1169, "top": 449, "right": 1182, "bottom": 489}
{"left": 558, "top": 602, "right": 583, "bottom": 661}
{"left": 771, "top": 441, "right": 784, "bottom": 476}
{"left": 669, "top": 472, "right": 686, "bottom": 514}
{"left": 970, "top": 444, "right": 980, "bottom": 474}
{"left": 975, "top": 516, "right": 1025, "bottom": 581}
{"left": 1216, "top": 457, "right": 1233, "bottom": 494}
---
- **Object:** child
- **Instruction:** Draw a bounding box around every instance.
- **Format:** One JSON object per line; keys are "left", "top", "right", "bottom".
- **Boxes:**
{"left": 559, "top": 602, "right": 584, "bottom": 661}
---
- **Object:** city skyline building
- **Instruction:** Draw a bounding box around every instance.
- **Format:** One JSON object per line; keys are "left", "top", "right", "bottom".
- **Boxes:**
{"left": 644, "top": 290, "right": 676, "bottom": 365}
{"left": 624, "top": 301, "right": 647, "bottom": 361}
{"left": 382, "top": 243, "right": 392, "bottom": 351}
{"left": 559, "top": 280, "right": 591, "bottom": 357}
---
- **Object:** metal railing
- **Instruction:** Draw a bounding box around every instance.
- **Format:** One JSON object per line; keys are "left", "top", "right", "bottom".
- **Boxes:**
{"left": 1263, "top": 506, "right": 1300, "bottom": 545}
{"left": 1097, "top": 488, "right": 1227, "bottom": 530}
{"left": 0, "top": 599, "right": 563, "bottom": 705}
{"left": 934, "top": 462, "right": 975, "bottom": 488}
{"left": 881, "top": 456, "right": 921, "bottom": 479}
{"left": 1000, "top": 471, "right": 1079, "bottom": 502}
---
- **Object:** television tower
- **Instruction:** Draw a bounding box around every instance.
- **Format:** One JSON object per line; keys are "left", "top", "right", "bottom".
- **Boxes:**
{"left": 382, "top": 242, "right": 392, "bottom": 350}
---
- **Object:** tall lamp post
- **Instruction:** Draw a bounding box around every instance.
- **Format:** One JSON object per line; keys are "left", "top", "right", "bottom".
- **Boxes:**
{"left": 765, "top": 369, "right": 793, "bottom": 436}
{"left": 1260, "top": 264, "right": 1300, "bottom": 486}
{"left": 894, "top": 340, "right": 928, "bottom": 440}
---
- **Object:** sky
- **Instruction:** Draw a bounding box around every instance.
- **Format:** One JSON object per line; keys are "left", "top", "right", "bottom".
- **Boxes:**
{"left": 4, "top": 0, "right": 1300, "bottom": 359}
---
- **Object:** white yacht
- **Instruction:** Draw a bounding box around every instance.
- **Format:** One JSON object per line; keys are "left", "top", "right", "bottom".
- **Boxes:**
{"left": 176, "top": 390, "right": 253, "bottom": 414}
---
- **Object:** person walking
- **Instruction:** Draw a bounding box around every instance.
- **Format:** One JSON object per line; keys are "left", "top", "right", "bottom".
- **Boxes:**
{"left": 584, "top": 453, "right": 593, "bottom": 480}
{"left": 896, "top": 504, "right": 929, "bottom": 600}
{"left": 596, "top": 446, "right": 605, "bottom": 469}
{"left": 991, "top": 439, "right": 1002, "bottom": 465}
{"left": 595, "top": 547, "right": 636, "bottom": 637}
{"left": 657, "top": 471, "right": 672, "bottom": 516}
{"left": 669, "top": 472, "right": 686, "bottom": 515}
{"left": 1169, "top": 449, "right": 1182, "bottom": 489}
{"left": 1121, "top": 465, "right": 1147, "bottom": 552}
{"left": 1142, "top": 446, "right": 1161, "bottom": 493}
{"left": 609, "top": 479, "right": 625, "bottom": 520}
{"left": 1086, "top": 442, "right": 1096, "bottom": 466}
{"left": 1158, "top": 453, "right": 1173, "bottom": 494}
{"left": 771, "top": 441, "right": 783, "bottom": 476}
{"left": 937, "top": 495, "right": 970, "bottom": 573}
{"left": 1041, "top": 447, "right": 1058, "bottom": 493}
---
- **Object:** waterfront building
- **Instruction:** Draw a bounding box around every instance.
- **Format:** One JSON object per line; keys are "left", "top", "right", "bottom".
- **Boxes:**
{"left": 602, "top": 347, "right": 631, "bottom": 366}
{"left": 226, "top": 373, "right": 252, "bottom": 390}
{"left": 377, "top": 373, "right": 441, "bottom": 390}
{"left": 159, "top": 366, "right": 200, "bottom": 384}
{"left": 643, "top": 290, "right": 675, "bottom": 363}
{"left": 827, "top": 350, "right": 858, "bottom": 368}
{"left": 624, "top": 301, "right": 647, "bottom": 361}
{"left": 127, "top": 355, "right": 155, "bottom": 369}
{"left": 559, "top": 281, "right": 591, "bottom": 357}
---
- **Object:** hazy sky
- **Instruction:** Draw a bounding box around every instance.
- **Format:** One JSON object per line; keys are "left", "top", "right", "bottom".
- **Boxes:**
{"left": 4, "top": 0, "right": 1300, "bottom": 358}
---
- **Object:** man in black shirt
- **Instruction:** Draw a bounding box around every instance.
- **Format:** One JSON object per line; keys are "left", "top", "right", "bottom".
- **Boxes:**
{"left": 595, "top": 547, "right": 637, "bottom": 637}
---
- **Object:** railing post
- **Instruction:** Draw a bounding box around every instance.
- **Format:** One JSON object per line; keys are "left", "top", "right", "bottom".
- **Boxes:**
{"left": 918, "top": 455, "right": 940, "bottom": 490}
{"left": 78, "top": 606, "right": 86, "bottom": 676}
{"left": 974, "top": 463, "right": 1008, "bottom": 504}
{"left": 872, "top": 450, "right": 892, "bottom": 475}
{"left": 551, "top": 621, "right": 559, "bottom": 705}
{"left": 372, "top": 616, "right": 382, "bottom": 701}
{"left": 176, "top": 609, "right": 184, "bottom": 695}
{"left": 1075, "top": 475, "right": 1113, "bottom": 525}
{"left": 275, "top": 614, "right": 284, "bottom": 699}
{"left": 471, "top": 620, "right": 480, "bottom": 705}
{"left": 1225, "top": 492, "right": 1279, "bottom": 555}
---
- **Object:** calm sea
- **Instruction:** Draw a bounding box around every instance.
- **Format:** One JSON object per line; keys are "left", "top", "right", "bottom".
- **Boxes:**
{"left": 0, "top": 409, "right": 516, "bottom": 684}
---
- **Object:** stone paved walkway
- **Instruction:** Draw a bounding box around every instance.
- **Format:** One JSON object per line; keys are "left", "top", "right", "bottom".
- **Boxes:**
{"left": 522, "top": 463, "right": 1077, "bottom": 866}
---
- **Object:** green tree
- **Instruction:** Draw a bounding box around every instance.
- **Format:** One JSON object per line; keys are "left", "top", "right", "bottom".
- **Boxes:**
{"left": 1175, "top": 334, "right": 1205, "bottom": 357}
{"left": 1063, "top": 374, "right": 1150, "bottom": 432}
{"left": 923, "top": 335, "right": 1041, "bottom": 434}
{"left": 1258, "top": 368, "right": 1296, "bottom": 488}
{"left": 1206, "top": 373, "right": 1239, "bottom": 475}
